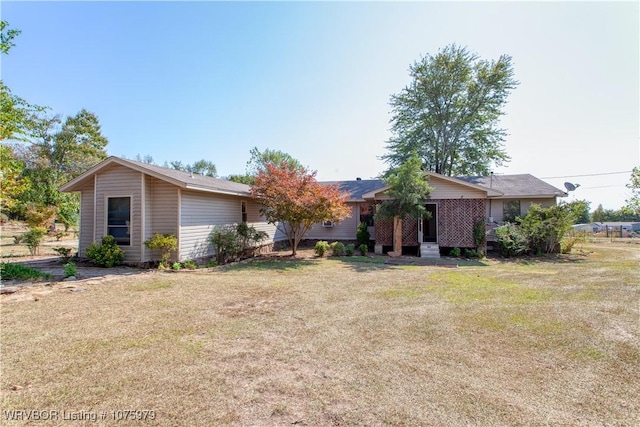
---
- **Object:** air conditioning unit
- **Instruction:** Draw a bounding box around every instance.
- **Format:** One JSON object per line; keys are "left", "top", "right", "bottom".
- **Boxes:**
{"left": 322, "top": 221, "right": 335, "bottom": 228}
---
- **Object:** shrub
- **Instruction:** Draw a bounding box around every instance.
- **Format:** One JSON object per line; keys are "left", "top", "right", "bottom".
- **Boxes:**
{"left": 449, "top": 247, "right": 461, "bottom": 257}
{"left": 314, "top": 241, "right": 330, "bottom": 257}
{"left": 55, "top": 231, "right": 66, "bottom": 241}
{"left": 144, "top": 233, "right": 178, "bottom": 268}
{"left": 24, "top": 204, "right": 58, "bottom": 229}
{"left": 561, "top": 231, "right": 587, "bottom": 254}
{"left": 473, "top": 218, "right": 486, "bottom": 256}
{"left": 345, "top": 243, "right": 355, "bottom": 256}
{"left": 519, "top": 204, "right": 573, "bottom": 254}
{"left": 63, "top": 262, "right": 77, "bottom": 278}
{"left": 210, "top": 223, "right": 268, "bottom": 264}
{"left": 358, "top": 243, "right": 368, "bottom": 256}
{"left": 172, "top": 262, "right": 182, "bottom": 270}
{"left": 495, "top": 223, "right": 529, "bottom": 257}
{"left": 236, "top": 222, "right": 269, "bottom": 252}
{"left": 57, "top": 202, "right": 79, "bottom": 232}
{"left": 330, "top": 241, "right": 346, "bottom": 257}
{"left": 12, "top": 235, "right": 23, "bottom": 245}
{"left": 463, "top": 248, "right": 480, "bottom": 258}
{"left": 207, "top": 260, "right": 218, "bottom": 268}
{"left": 0, "top": 263, "right": 50, "bottom": 280}
{"left": 356, "top": 222, "right": 370, "bottom": 247}
{"left": 53, "top": 247, "right": 74, "bottom": 263}
{"left": 183, "top": 260, "right": 198, "bottom": 270}
{"left": 210, "top": 225, "right": 243, "bottom": 264}
{"left": 22, "top": 227, "right": 47, "bottom": 256}
{"left": 86, "top": 235, "right": 125, "bottom": 267}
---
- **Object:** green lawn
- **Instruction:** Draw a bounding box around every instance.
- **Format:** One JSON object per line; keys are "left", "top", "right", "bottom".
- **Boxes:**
{"left": 1, "top": 241, "right": 638, "bottom": 426}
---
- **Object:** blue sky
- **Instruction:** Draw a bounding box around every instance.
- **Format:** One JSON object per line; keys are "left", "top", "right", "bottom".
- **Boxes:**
{"left": 2, "top": 1, "right": 638, "bottom": 210}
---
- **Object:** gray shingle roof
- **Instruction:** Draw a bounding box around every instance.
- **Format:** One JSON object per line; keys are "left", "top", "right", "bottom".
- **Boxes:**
{"left": 123, "top": 158, "right": 251, "bottom": 195}
{"left": 60, "top": 156, "right": 251, "bottom": 195}
{"left": 62, "top": 157, "right": 564, "bottom": 200}
{"left": 320, "top": 179, "right": 385, "bottom": 201}
{"left": 457, "top": 174, "right": 566, "bottom": 198}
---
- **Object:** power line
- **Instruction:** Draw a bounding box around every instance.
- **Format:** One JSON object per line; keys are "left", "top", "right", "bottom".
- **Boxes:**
{"left": 579, "top": 185, "right": 625, "bottom": 189}
{"left": 541, "top": 171, "right": 632, "bottom": 179}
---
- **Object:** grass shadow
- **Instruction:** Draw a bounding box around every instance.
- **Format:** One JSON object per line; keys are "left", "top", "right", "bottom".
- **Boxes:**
{"left": 221, "top": 258, "right": 318, "bottom": 272}
{"left": 332, "top": 256, "right": 488, "bottom": 272}
{"left": 331, "top": 256, "right": 399, "bottom": 272}
{"left": 487, "top": 251, "right": 591, "bottom": 265}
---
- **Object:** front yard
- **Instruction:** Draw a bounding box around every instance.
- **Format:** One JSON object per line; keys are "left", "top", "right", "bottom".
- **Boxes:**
{"left": 1, "top": 241, "right": 638, "bottom": 425}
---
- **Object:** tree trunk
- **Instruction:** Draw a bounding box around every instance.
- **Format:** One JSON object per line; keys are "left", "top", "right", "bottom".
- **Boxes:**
{"left": 388, "top": 215, "right": 403, "bottom": 257}
{"left": 290, "top": 231, "right": 297, "bottom": 256}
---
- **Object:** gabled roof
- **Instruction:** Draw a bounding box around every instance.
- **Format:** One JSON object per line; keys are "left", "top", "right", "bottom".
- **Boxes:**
{"left": 457, "top": 174, "right": 566, "bottom": 198}
{"left": 61, "top": 156, "right": 566, "bottom": 201}
{"left": 359, "top": 171, "right": 504, "bottom": 200}
{"left": 60, "top": 156, "right": 251, "bottom": 196}
{"left": 320, "top": 179, "right": 385, "bottom": 202}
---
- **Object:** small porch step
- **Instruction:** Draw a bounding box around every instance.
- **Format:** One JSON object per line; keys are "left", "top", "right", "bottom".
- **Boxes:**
{"left": 420, "top": 243, "right": 440, "bottom": 259}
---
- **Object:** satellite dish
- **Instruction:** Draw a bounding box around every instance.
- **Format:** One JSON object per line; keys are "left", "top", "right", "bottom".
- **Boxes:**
{"left": 564, "top": 182, "right": 580, "bottom": 192}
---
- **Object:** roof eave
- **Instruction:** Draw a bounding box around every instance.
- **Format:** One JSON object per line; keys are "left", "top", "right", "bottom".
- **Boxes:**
{"left": 488, "top": 193, "right": 567, "bottom": 199}
{"left": 60, "top": 156, "right": 250, "bottom": 196}
{"left": 184, "top": 184, "right": 250, "bottom": 197}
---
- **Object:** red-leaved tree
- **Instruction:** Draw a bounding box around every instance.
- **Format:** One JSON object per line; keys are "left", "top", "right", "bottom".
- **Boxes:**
{"left": 251, "top": 162, "right": 351, "bottom": 256}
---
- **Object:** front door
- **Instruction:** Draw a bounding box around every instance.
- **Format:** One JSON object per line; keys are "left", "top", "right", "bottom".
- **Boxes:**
{"left": 422, "top": 204, "right": 437, "bottom": 242}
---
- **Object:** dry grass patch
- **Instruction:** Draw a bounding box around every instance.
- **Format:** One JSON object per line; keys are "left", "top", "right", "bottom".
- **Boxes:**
{"left": 1, "top": 242, "right": 638, "bottom": 425}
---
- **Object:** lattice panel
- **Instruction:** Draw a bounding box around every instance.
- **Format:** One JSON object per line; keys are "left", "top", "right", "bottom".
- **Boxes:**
{"left": 437, "top": 199, "right": 485, "bottom": 247}
{"left": 402, "top": 215, "right": 419, "bottom": 246}
{"left": 374, "top": 215, "right": 419, "bottom": 246}
{"left": 375, "top": 218, "right": 393, "bottom": 245}
{"left": 373, "top": 199, "right": 484, "bottom": 248}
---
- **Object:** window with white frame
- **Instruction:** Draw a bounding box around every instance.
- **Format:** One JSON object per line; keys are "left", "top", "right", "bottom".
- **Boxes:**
{"left": 107, "top": 197, "right": 131, "bottom": 245}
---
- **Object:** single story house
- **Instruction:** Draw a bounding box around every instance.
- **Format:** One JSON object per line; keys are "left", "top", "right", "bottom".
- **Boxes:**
{"left": 61, "top": 156, "right": 566, "bottom": 262}
{"left": 306, "top": 172, "right": 566, "bottom": 255}
{"left": 60, "top": 156, "right": 282, "bottom": 264}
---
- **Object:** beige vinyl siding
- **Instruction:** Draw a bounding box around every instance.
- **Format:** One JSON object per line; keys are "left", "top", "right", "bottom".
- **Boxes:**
{"left": 306, "top": 204, "right": 358, "bottom": 241}
{"left": 179, "top": 191, "right": 244, "bottom": 260}
{"left": 521, "top": 198, "right": 556, "bottom": 212}
{"left": 245, "top": 200, "right": 281, "bottom": 242}
{"left": 95, "top": 164, "right": 143, "bottom": 263}
{"left": 144, "top": 176, "right": 179, "bottom": 262}
{"left": 428, "top": 176, "right": 486, "bottom": 199}
{"left": 143, "top": 176, "right": 152, "bottom": 261}
{"left": 78, "top": 182, "right": 95, "bottom": 257}
{"left": 487, "top": 198, "right": 557, "bottom": 223}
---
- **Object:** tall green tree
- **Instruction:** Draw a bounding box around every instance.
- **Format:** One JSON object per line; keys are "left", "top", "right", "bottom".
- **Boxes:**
{"left": 1, "top": 21, "right": 47, "bottom": 141}
{"left": 0, "top": 145, "right": 30, "bottom": 212}
{"left": 375, "top": 154, "right": 432, "bottom": 255}
{"left": 591, "top": 204, "right": 605, "bottom": 223}
{"left": 625, "top": 166, "right": 640, "bottom": 215}
{"left": 168, "top": 159, "right": 217, "bottom": 177}
{"left": 189, "top": 159, "right": 217, "bottom": 177}
{"left": 229, "top": 147, "right": 303, "bottom": 184}
{"left": 562, "top": 199, "right": 591, "bottom": 224}
{"left": 383, "top": 44, "right": 518, "bottom": 176}
{"left": 15, "top": 110, "right": 108, "bottom": 228}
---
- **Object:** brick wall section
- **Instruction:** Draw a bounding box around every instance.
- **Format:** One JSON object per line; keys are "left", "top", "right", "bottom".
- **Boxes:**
{"left": 373, "top": 199, "right": 485, "bottom": 247}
